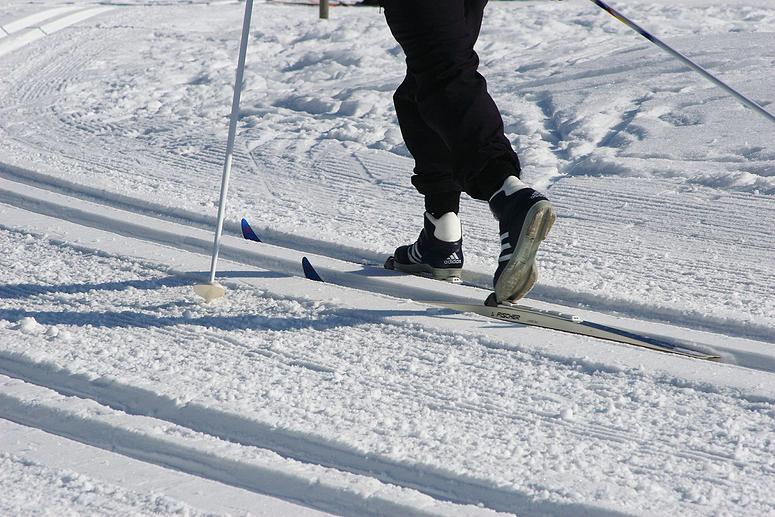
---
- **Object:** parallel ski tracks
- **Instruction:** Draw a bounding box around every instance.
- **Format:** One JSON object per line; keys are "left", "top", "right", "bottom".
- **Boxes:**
{"left": 2, "top": 159, "right": 773, "bottom": 349}
{"left": 0, "top": 346, "right": 622, "bottom": 516}
{"left": 0, "top": 285, "right": 768, "bottom": 515}
{"left": 0, "top": 288, "right": 770, "bottom": 515}
{"left": 2, "top": 170, "right": 774, "bottom": 515}
{"left": 553, "top": 180, "right": 774, "bottom": 247}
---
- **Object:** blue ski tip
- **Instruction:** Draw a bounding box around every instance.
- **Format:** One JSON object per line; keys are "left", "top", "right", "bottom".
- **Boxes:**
{"left": 302, "top": 257, "right": 324, "bottom": 282}
{"left": 241, "top": 218, "right": 262, "bottom": 242}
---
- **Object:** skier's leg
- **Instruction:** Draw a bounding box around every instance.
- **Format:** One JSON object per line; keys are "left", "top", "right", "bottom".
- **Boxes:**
{"left": 465, "top": 0, "right": 488, "bottom": 43}
{"left": 382, "top": 0, "right": 519, "bottom": 201}
{"left": 384, "top": 0, "right": 554, "bottom": 300}
{"left": 393, "top": 73, "right": 461, "bottom": 217}
{"left": 388, "top": 49, "right": 463, "bottom": 280}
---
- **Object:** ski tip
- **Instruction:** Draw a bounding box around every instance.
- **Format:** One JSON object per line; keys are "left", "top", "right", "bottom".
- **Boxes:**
{"left": 241, "top": 218, "right": 262, "bottom": 242}
{"left": 302, "top": 257, "right": 324, "bottom": 282}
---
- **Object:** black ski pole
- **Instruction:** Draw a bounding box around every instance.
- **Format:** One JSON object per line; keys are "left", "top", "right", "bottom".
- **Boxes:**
{"left": 590, "top": 0, "right": 775, "bottom": 126}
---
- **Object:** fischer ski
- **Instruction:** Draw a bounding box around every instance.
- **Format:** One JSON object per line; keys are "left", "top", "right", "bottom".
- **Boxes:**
{"left": 430, "top": 294, "right": 719, "bottom": 360}
{"left": 303, "top": 256, "right": 718, "bottom": 361}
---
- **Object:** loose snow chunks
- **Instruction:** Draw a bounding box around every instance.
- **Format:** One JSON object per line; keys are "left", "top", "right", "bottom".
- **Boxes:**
{"left": 12, "top": 317, "right": 45, "bottom": 335}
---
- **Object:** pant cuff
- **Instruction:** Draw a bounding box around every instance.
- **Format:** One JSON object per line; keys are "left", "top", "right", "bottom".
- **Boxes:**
{"left": 473, "top": 155, "right": 521, "bottom": 200}
{"left": 424, "top": 192, "right": 461, "bottom": 216}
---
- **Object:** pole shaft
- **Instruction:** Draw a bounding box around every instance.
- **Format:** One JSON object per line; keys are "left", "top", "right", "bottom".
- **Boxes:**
{"left": 591, "top": 0, "right": 775, "bottom": 126}
{"left": 320, "top": 0, "right": 329, "bottom": 19}
{"left": 208, "top": 0, "right": 255, "bottom": 284}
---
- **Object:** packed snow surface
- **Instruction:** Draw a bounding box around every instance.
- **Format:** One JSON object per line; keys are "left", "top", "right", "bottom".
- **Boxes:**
{"left": 0, "top": 0, "right": 773, "bottom": 515}
{"left": 0, "top": 451, "right": 210, "bottom": 516}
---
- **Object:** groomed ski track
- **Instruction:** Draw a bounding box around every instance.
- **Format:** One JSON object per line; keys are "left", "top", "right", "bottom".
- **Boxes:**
{"left": 1, "top": 165, "right": 774, "bottom": 516}
{"left": 1, "top": 1, "right": 774, "bottom": 515}
{"left": 1, "top": 168, "right": 771, "bottom": 371}
{"left": 0, "top": 417, "right": 333, "bottom": 517}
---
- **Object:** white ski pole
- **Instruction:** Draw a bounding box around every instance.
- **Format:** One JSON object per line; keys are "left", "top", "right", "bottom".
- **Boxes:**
{"left": 591, "top": 0, "right": 775, "bottom": 126}
{"left": 195, "top": 0, "right": 255, "bottom": 302}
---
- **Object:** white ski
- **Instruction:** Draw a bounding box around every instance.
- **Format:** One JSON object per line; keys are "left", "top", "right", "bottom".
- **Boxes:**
{"left": 426, "top": 299, "right": 721, "bottom": 361}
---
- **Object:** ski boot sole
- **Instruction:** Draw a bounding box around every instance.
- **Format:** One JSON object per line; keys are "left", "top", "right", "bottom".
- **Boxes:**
{"left": 495, "top": 200, "right": 556, "bottom": 303}
{"left": 384, "top": 256, "right": 462, "bottom": 283}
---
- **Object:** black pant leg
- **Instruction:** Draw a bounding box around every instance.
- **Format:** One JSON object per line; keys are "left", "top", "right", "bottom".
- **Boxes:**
{"left": 394, "top": 74, "right": 462, "bottom": 215}
{"left": 383, "top": 0, "right": 520, "bottom": 201}
{"left": 465, "top": 0, "right": 488, "bottom": 42}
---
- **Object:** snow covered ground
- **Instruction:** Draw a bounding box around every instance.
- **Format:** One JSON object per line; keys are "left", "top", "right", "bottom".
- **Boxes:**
{"left": 0, "top": 0, "right": 773, "bottom": 515}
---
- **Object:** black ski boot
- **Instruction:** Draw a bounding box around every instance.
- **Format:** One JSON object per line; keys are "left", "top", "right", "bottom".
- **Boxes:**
{"left": 488, "top": 176, "right": 555, "bottom": 303}
{"left": 385, "top": 212, "right": 463, "bottom": 282}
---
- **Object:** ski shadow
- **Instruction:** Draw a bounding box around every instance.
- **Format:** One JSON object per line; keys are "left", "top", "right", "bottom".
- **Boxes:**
{"left": 0, "top": 271, "right": 453, "bottom": 334}
{"left": 0, "top": 270, "right": 286, "bottom": 300}
{"left": 0, "top": 305, "right": 429, "bottom": 334}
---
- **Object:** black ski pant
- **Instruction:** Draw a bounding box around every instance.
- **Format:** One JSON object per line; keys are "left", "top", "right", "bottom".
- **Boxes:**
{"left": 382, "top": 0, "right": 520, "bottom": 216}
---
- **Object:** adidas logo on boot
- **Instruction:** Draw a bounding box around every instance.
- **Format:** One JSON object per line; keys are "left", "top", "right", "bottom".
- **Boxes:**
{"left": 387, "top": 212, "right": 464, "bottom": 282}
{"left": 443, "top": 251, "right": 463, "bottom": 266}
{"left": 489, "top": 176, "right": 556, "bottom": 303}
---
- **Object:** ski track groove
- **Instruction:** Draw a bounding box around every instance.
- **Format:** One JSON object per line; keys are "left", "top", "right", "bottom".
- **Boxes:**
{"left": 0, "top": 320, "right": 769, "bottom": 513}
{"left": 1, "top": 345, "right": 769, "bottom": 514}
{"left": 0, "top": 356, "right": 614, "bottom": 516}
{"left": 1, "top": 23, "right": 257, "bottom": 205}
{"left": 393, "top": 361, "right": 768, "bottom": 481}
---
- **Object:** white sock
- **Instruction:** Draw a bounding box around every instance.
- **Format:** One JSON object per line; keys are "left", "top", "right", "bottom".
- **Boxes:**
{"left": 489, "top": 176, "right": 529, "bottom": 202}
{"left": 426, "top": 212, "right": 462, "bottom": 242}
